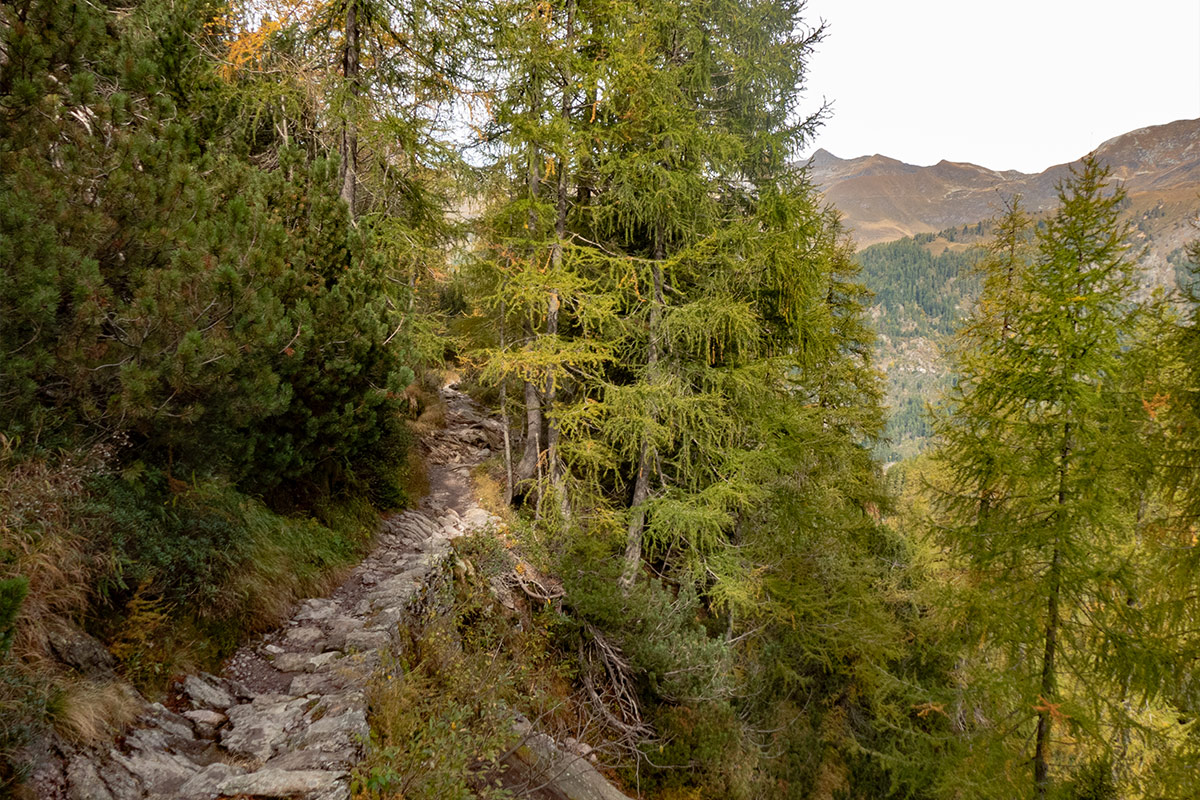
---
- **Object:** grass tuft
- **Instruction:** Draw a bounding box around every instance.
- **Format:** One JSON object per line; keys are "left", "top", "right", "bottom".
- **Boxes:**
{"left": 55, "top": 679, "right": 141, "bottom": 746}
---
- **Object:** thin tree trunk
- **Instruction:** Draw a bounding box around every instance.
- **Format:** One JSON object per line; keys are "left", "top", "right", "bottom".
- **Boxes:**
{"left": 513, "top": 136, "right": 544, "bottom": 496}
{"left": 1034, "top": 422, "right": 1070, "bottom": 799}
{"left": 514, "top": 377, "right": 542, "bottom": 486}
{"left": 545, "top": 286, "right": 566, "bottom": 511}
{"left": 620, "top": 439, "right": 652, "bottom": 590}
{"left": 1034, "top": 545, "right": 1061, "bottom": 799}
{"left": 340, "top": 0, "right": 359, "bottom": 219}
{"left": 545, "top": 0, "right": 574, "bottom": 518}
{"left": 500, "top": 300, "right": 514, "bottom": 505}
{"left": 620, "top": 232, "right": 665, "bottom": 591}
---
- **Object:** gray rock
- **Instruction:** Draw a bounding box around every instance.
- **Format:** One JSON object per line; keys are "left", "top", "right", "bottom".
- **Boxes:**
{"left": 182, "top": 674, "right": 234, "bottom": 711}
{"left": 124, "top": 727, "right": 169, "bottom": 754}
{"left": 295, "top": 599, "right": 340, "bottom": 622}
{"left": 108, "top": 749, "right": 199, "bottom": 798}
{"left": 368, "top": 605, "right": 405, "bottom": 632}
{"left": 343, "top": 629, "right": 389, "bottom": 652}
{"left": 217, "top": 767, "right": 347, "bottom": 798}
{"left": 511, "top": 731, "right": 633, "bottom": 800}
{"left": 309, "top": 690, "right": 365, "bottom": 718}
{"left": 289, "top": 671, "right": 354, "bottom": 696}
{"left": 271, "top": 652, "right": 316, "bottom": 673}
{"left": 266, "top": 747, "right": 359, "bottom": 771}
{"left": 462, "top": 507, "right": 493, "bottom": 529}
{"left": 309, "top": 651, "right": 345, "bottom": 670}
{"left": 97, "top": 755, "right": 143, "bottom": 800}
{"left": 371, "top": 574, "right": 420, "bottom": 604}
{"left": 176, "top": 762, "right": 245, "bottom": 800}
{"left": 221, "top": 700, "right": 301, "bottom": 762}
{"left": 48, "top": 625, "right": 117, "bottom": 677}
{"left": 324, "top": 617, "right": 364, "bottom": 650}
{"left": 67, "top": 756, "right": 114, "bottom": 800}
{"left": 285, "top": 626, "right": 326, "bottom": 649}
{"left": 313, "top": 774, "right": 352, "bottom": 800}
{"left": 183, "top": 709, "right": 227, "bottom": 739}
{"left": 142, "top": 703, "right": 196, "bottom": 741}
{"left": 296, "top": 708, "right": 368, "bottom": 753}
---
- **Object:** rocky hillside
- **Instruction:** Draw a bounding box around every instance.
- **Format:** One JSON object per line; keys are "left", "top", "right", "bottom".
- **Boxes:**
{"left": 808, "top": 117, "right": 1200, "bottom": 256}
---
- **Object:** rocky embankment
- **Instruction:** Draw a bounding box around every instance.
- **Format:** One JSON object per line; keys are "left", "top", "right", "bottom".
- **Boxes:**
{"left": 32, "top": 387, "right": 509, "bottom": 799}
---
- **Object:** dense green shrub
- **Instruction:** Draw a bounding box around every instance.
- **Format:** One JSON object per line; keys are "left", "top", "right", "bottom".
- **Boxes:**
{"left": 1, "top": 0, "right": 416, "bottom": 498}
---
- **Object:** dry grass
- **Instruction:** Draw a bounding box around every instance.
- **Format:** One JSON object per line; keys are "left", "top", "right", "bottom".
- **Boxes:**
{"left": 409, "top": 401, "right": 446, "bottom": 437}
{"left": 218, "top": 496, "right": 374, "bottom": 639}
{"left": 56, "top": 679, "right": 142, "bottom": 746}
{"left": 400, "top": 445, "right": 430, "bottom": 503}
{"left": 356, "top": 564, "right": 576, "bottom": 800}
{"left": 470, "top": 459, "right": 511, "bottom": 521}
{"left": 0, "top": 438, "right": 105, "bottom": 668}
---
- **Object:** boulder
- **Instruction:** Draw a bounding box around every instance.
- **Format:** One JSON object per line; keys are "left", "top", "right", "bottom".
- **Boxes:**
{"left": 181, "top": 674, "right": 234, "bottom": 711}
{"left": 220, "top": 699, "right": 303, "bottom": 762}
{"left": 176, "top": 762, "right": 245, "bottom": 800}
{"left": 182, "top": 709, "right": 227, "bottom": 739}
{"left": 66, "top": 756, "right": 114, "bottom": 800}
{"left": 108, "top": 749, "right": 199, "bottom": 797}
{"left": 510, "top": 730, "right": 634, "bottom": 800}
{"left": 47, "top": 625, "right": 117, "bottom": 677}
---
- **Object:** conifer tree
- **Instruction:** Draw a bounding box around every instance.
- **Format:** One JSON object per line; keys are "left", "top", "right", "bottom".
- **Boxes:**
{"left": 933, "top": 158, "right": 1186, "bottom": 799}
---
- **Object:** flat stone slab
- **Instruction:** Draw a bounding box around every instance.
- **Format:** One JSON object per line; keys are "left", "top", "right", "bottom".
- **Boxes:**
{"left": 217, "top": 767, "right": 347, "bottom": 798}
{"left": 181, "top": 674, "right": 234, "bottom": 711}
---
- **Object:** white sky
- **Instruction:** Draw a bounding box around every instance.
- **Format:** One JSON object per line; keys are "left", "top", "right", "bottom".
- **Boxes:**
{"left": 797, "top": 0, "right": 1200, "bottom": 173}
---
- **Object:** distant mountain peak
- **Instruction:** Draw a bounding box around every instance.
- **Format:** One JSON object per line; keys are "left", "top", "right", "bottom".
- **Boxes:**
{"left": 806, "top": 148, "right": 843, "bottom": 166}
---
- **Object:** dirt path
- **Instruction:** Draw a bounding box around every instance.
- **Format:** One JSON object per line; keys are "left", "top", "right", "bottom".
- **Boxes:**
{"left": 42, "top": 386, "right": 504, "bottom": 800}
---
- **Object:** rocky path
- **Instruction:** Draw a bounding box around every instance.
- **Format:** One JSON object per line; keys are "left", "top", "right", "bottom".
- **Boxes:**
{"left": 48, "top": 386, "right": 506, "bottom": 800}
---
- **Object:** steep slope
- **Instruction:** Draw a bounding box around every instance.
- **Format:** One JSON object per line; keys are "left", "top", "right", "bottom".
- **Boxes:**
{"left": 808, "top": 117, "right": 1200, "bottom": 252}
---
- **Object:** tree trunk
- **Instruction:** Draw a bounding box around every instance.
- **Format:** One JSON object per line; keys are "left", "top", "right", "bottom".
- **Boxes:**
{"left": 620, "top": 233, "right": 665, "bottom": 591}
{"left": 500, "top": 300, "right": 514, "bottom": 505}
{"left": 1034, "top": 545, "right": 1061, "bottom": 800}
{"left": 1034, "top": 422, "right": 1070, "bottom": 799}
{"left": 514, "top": 377, "right": 542, "bottom": 487}
{"left": 340, "top": 0, "right": 359, "bottom": 219}
{"left": 513, "top": 136, "right": 544, "bottom": 498}
{"left": 545, "top": 0, "right": 575, "bottom": 517}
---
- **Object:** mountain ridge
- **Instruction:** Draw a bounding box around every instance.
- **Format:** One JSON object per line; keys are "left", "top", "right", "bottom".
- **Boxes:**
{"left": 807, "top": 117, "right": 1200, "bottom": 250}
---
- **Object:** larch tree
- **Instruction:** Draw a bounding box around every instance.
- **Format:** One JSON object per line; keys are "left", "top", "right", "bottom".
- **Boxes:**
{"left": 933, "top": 157, "right": 1188, "bottom": 799}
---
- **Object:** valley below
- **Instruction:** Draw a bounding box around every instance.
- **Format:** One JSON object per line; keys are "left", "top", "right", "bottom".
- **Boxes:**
{"left": 808, "top": 117, "right": 1200, "bottom": 461}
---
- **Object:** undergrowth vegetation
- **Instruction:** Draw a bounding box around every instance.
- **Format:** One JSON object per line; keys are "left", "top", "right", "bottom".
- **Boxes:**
{"left": 355, "top": 533, "right": 576, "bottom": 800}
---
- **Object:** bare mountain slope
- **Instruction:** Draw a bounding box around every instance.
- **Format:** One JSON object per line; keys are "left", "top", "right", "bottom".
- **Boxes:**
{"left": 808, "top": 117, "right": 1200, "bottom": 250}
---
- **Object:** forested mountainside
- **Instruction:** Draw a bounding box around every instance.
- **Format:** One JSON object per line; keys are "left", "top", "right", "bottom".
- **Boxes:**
{"left": 856, "top": 236, "right": 981, "bottom": 461}
{"left": 857, "top": 153, "right": 1200, "bottom": 462}
{"left": 2, "top": 2, "right": 1199, "bottom": 800}
{"left": 839, "top": 122, "right": 1200, "bottom": 461}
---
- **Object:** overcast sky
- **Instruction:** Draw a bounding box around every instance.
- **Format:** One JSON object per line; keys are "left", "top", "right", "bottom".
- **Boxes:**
{"left": 797, "top": 0, "right": 1200, "bottom": 173}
